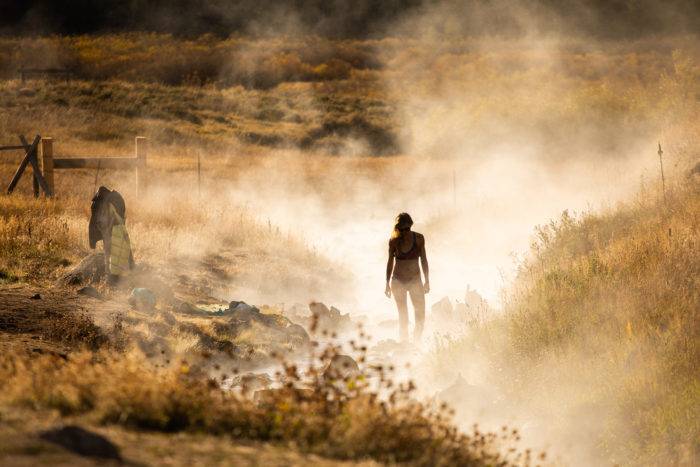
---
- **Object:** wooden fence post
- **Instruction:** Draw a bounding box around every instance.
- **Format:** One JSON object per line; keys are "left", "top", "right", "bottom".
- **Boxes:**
{"left": 135, "top": 136, "right": 147, "bottom": 196}
{"left": 40, "top": 137, "right": 54, "bottom": 197}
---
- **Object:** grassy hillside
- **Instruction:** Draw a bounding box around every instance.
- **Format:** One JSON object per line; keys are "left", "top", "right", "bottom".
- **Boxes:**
{"left": 502, "top": 175, "right": 699, "bottom": 463}
{"left": 0, "top": 33, "right": 696, "bottom": 175}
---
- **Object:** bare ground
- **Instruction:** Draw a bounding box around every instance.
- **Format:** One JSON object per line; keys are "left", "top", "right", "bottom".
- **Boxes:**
{"left": 0, "top": 408, "right": 373, "bottom": 466}
{"left": 0, "top": 283, "right": 123, "bottom": 356}
{"left": 0, "top": 283, "right": 374, "bottom": 466}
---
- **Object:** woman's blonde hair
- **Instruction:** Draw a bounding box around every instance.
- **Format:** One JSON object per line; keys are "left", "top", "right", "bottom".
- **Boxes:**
{"left": 392, "top": 212, "right": 413, "bottom": 239}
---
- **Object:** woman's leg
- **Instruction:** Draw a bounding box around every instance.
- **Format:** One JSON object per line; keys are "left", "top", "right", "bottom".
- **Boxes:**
{"left": 408, "top": 281, "right": 426, "bottom": 341}
{"left": 391, "top": 280, "right": 409, "bottom": 342}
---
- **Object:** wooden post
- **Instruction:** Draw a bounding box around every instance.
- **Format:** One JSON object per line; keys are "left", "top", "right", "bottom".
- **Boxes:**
{"left": 40, "top": 137, "right": 54, "bottom": 197}
{"left": 135, "top": 136, "right": 147, "bottom": 197}
{"left": 32, "top": 167, "right": 39, "bottom": 197}
{"left": 22, "top": 134, "right": 40, "bottom": 198}
{"left": 658, "top": 142, "right": 666, "bottom": 205}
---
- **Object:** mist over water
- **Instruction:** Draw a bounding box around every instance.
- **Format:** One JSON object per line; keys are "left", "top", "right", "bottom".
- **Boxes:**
{"left": 200, "top": 22, "right": 690, "bottom": 464}
{"left": 222, "top": 143, "right": 653, "bottom": 317}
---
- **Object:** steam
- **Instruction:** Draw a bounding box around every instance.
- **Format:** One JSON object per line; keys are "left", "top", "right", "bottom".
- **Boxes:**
{"left": 2, "top": 1, "right": 697, "bottom": 464}
{"left": 182, "top": 6, "right": 697, "bottom": 466}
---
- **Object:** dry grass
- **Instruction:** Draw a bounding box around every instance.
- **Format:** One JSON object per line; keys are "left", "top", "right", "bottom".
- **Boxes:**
{"left": 426, "top": 173, "right": 699, "bottom": 465}
{"left": 0, "top": 163, "right": 346, "bottom": 303}
{"left": 0, "top": 35, "right": 382, "bottom": 87}
{"left": 1, "top": 32, "right": 698, "bottom": 465}
{"left": 502, "top": 176, "right": 699, "bottom": 464}
{"left": 0, "top": 344, "right": 537, "bottom": 465}
{"left": 0, "top": 34, "right": 696, "bottom": 158}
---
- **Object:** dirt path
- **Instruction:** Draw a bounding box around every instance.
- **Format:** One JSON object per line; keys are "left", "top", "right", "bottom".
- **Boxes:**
{"left": 0, "top": 408, "right": 374, "bottom": 466}
{"left": 0, "top": 283, "right": 125, "bottom": 356}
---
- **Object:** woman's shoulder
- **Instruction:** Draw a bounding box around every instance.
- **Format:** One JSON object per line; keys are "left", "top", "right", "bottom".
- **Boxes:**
{"left": 414, "top": 232, "right": 425, "bottom": 244}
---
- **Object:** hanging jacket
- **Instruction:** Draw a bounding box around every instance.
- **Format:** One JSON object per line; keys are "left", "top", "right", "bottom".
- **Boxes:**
{"left": 89, "top": 186, "right": 126, "bottom": 249}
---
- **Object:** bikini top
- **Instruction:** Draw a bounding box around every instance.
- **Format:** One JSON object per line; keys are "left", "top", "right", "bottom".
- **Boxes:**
{"left": 394, "top": 233, "right": 420, "bottom": 260}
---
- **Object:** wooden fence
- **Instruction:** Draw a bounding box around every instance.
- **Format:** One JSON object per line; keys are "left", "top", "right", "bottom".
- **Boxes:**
{"left": 2, "top": 136, "right": 147, "bottom": 197}
{"left": 2, "top": 134, "right": 50, "bottom": 197}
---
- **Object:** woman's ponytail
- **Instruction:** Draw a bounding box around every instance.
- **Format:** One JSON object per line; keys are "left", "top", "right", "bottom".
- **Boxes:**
{"left": 392, "top": 212, "right": 413, "bottom": 239}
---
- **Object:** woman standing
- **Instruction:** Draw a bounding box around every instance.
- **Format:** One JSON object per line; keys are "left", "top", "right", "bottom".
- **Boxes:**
{"left": 385, "top": 213, "right": 430, "bottom": 342}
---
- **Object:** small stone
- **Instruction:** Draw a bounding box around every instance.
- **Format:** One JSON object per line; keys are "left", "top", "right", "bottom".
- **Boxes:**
{"left": 128, "top": 288, "right": 156, "bottom": 311}
{"left": 77, "top": 286, "right": 103, "bottom": 300}
{"left": 39, "top": 425, "right": 122, "bottom": 460}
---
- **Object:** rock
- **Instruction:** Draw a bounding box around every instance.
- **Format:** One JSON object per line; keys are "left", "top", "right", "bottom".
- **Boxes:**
{"left": 171, "top": 298, "right": 204, "bottom": 315}
{"left": 431, "top": 296, "right": 453, "bottom": 322}
{"left": 221, "top": 300, "right": 310, "bottom": 351}
{"left": 127, "top": 268, "right": 173, "bottom": 301}
{"left": 128, "top": 288, "right": 156, "bottom": 311}
{"left": 30, "top": 293, "right": 41, "bottom": 300}
{"left": 77, "top": 286, "right": 103, "bottom": 300}
{"left": 230, "top": 300, "right": 258, "bottom": 315}
{"left": 286, "top": 323, "right": 309, "bottom": 342}
{"left": 39, "top": 425, "right": 121, "bottom": 460}
{"left": 323, "top": 354, "right": 360, "bottom": 380}
{"left": 60, "top": 253, "right": 105, "bottom": 286}
{"left": 156, "top": 310, "right": 178, "bottom": 326}
{"left": 308, "top": 301, "right": 353, "bottom": 334}
{"left": 283, "top": 303, "right": 310, "bottom": 324}
{"left": 230, "top": 372, "right": 272, "bottom": 394}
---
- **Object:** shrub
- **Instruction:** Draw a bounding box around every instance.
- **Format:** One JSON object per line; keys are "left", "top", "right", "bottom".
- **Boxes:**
{"left": 0, "top": 344, "right": 535, "bottom": 465}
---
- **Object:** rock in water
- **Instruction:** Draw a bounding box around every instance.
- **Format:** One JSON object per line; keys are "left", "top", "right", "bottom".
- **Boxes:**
{"left": 308, "top": 301, "right": 353, "bottom": 334}
{"left": 222, "top": 300, "right": 311, "bottom": 351}
{"left": 230, "top": 372, "right": 272, "bottom": 394}
{"left": 431, "top": 296, "right": 453, "bottom": 322}
{"left": 128, "top": 288, "right": 156, "bottom": 311}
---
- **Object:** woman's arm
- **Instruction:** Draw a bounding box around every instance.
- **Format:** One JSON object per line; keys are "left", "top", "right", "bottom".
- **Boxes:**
{"left": 385, "top": 242, "right": 394, "bottom": 297}
{"left": 420, "top": 235, "right": 430, "bottom": 293}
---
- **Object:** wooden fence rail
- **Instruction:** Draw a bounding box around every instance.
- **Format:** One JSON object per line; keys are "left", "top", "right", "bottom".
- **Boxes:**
{"left": 2, "top": 134, "right": 50, "bottom": 197}
{"left": 2, "top": 135, "right": 147, "bottom": 197}
{"left": 40, "top": 136, "right": 148, "bottom": 196}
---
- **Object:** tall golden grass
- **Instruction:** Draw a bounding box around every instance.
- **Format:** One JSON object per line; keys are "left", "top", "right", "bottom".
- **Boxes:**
{"left": 504, "top": 176, "right": 699, "bottom": 464}
{"left": 429, "top": 173, "right": 699, "bottom": 465}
